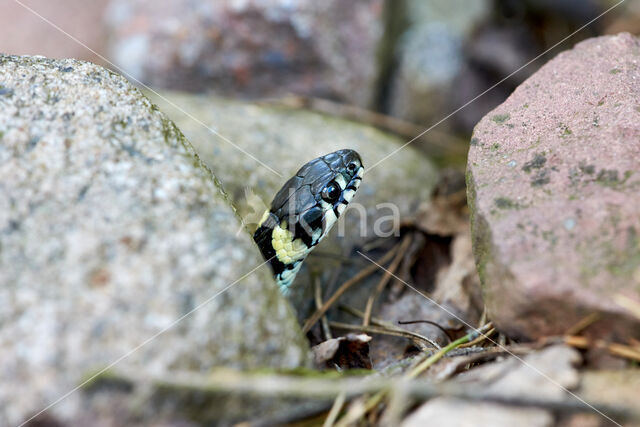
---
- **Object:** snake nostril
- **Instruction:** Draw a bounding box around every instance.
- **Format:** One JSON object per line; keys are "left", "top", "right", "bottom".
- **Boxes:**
{"left": 347, "top": 161, "right": 357, "bottom": 172}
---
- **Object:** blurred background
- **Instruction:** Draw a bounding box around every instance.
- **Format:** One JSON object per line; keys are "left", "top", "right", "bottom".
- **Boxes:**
{"left": 1, "top": 0, "right": 637, "bottom": 162}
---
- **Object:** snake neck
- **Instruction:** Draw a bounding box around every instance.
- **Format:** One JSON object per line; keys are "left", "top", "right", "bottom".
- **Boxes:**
{"left": 254, "top": 219, "right": 309, "bottom": 295}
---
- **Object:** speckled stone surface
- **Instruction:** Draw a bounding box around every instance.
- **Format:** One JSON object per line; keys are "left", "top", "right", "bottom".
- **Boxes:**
{"left": 0, "top": 55, "right": 308, "bottom": 425}
{"left": 467, "top": 33, "right": 640, "bottom": 340}
{"left": 145, "top": 90, "right": 438, "bottom": 311}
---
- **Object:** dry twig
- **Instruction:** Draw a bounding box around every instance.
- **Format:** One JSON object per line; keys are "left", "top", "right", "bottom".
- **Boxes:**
{"left": 564, "top": 312, "right": 602, "bottom": 335}
{"left": 614, "top": 293, "right": 640, "bottom": 320}
{"left": 408, "top": 323, "right": 493, "bottom": 379}
{"left": 563, "top": 335, "right": 640, "bottom": 362}
{"left": 94, "top": 368, "right": 639, "bottom": 425}
{"left": 314, "top": 273, "right": 332, "bottom": 340}
{"left": 329, "top": 321, "right": 439, "bottom": 350}
{"left": 302, "top": 243, "right": 401, "bottom": 333}
{"left": 398, "top": 319, "right": 454, "bottom": 344}
{"left": 458, "top": 327, "right": 496, "bottom": 348}
{"left": 323, "top": 391, "right": 346, "bottom": 427}
{"left": 362, "top": 234, "right": 413, "bottom": 327}
{"left": 340, "top": 305, "right": 442, "bottom": 349}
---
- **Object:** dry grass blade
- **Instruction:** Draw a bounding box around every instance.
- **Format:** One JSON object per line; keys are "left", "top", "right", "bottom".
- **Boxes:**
{"left": 341, "top": 305, "right": 415, "bottom": 331}
{"left": 362, "top": 234, "right": 413, "bottom": 327}
{"left": 302, "top": 243, "right": 401, "bottom": 333}
{"left": 398, "top": 319, "right": 453, "bottom": 344}
{"left": 339, "top": 304, "right": 395, "bottom": 328}
{"left": 564, "top": 335, "right": 640, "bottom": 362}
{"left": 323, "top": 391, "right": 346, "bottom": 427}
{"left": 314, "top": 273, "right": 332, "bottom": 340}
{"left": 408, "top": 323, "right": 493, "bottom": 379}
{"left": 458, "top": 327, "right": 496, "bottom": 348}
{"left": 380, "top": 382, "right": 411, "bottom": 427}
{"left": 564, "top": 312, "right": 601, "bottom": 335}
{"left": 94, "top": 368, "right": 638, "bottom": 424}
{"left": 339, "top": 305, "right": 442, "bottom": 349}
{"left": 329, "top": 321, "right": 439, "bottom": 350}
{"left": 614, "top": 293, "right": 640, "bottom": 320}
{"left": 477, "top": 307, "right": 487, "bottom": 328}
{"left": 607, "top": 343, "right": 640, "bottom": 361}
{"left": 335, "top": 391, "right": 386, "bottom": 427}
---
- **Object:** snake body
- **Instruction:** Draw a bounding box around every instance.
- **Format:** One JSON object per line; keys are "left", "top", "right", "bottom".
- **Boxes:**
{"left": 254, "top": 149, "right": 363, "bottom": 294}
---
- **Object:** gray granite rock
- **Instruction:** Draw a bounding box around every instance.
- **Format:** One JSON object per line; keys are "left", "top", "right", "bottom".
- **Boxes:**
{"left": 0, "top": 55, "right": 308, "bottom": 425}
{"left": 467, "top": 33, "right": 640, "bottom": 341}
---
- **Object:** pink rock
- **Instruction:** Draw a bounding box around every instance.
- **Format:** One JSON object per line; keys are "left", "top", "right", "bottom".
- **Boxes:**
{"left": 467, "top": 33, "right": 640, "bottom": 341}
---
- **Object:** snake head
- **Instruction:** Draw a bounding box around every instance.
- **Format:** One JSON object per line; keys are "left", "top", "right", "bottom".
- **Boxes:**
{"left": 270, "top": 149, "right": 363, "bottom": 246}
{"left": 253, "top": 149, "right": 364, "bottom": 292}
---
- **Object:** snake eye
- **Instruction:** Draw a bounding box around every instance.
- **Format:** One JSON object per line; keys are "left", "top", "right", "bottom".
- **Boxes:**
{"left": 321, "top": 182, "right": 341, "bottom": 203}
{"left": 347, "top": 161, "right": 358, "bottom": 172}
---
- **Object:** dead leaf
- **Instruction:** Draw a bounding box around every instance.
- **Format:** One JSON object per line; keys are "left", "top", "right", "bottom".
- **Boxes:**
{"left": 311, "top": 334, "right": 373, "bottom": 370}
{"left": 415, "top": 197, "right": 468, "bottom": 237}
{"left": 431, "top": 230, "right": 484, "bottom": 325}
{"left": 414, "top": 168, "right": 468, "bottom": 237}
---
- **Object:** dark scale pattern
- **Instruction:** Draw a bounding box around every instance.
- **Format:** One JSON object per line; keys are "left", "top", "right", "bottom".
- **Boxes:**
{"left": 253, "top": 149, "right": 363, "bottom": 291}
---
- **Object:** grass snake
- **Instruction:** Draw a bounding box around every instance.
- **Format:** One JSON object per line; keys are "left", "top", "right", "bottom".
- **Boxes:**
{"left": 253, "top": 149, "right": 363, "bottom": 294}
